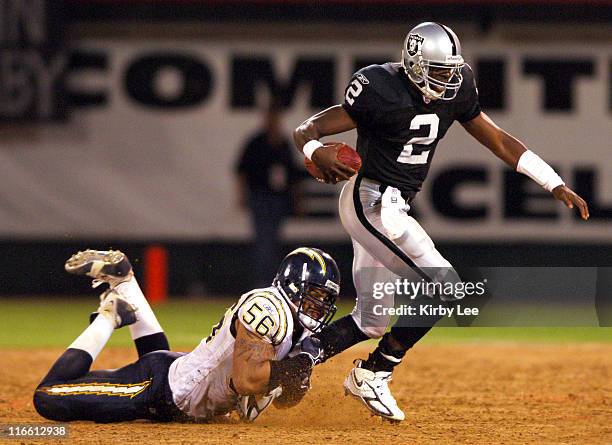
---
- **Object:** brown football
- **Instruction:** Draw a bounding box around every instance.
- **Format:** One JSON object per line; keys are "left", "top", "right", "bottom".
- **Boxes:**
{"left": 304, "top": 142, "right": 362, "bottom": 181}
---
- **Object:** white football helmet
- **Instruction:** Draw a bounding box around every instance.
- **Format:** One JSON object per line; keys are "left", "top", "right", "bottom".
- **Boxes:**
{"left": 401, "top": 22, "right": 465, "bottom": 101}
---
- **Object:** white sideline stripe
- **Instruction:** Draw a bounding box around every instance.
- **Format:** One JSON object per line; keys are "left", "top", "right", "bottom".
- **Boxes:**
{"left": 47, "top": 384, "right": 147, "bottom": 395}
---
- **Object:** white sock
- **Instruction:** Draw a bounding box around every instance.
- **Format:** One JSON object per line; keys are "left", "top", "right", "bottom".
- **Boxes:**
{"left": 68, "top": 315, "right": 114, "bottom": 360}
{"left": 113, "top": 276, "right": 164, "bottom": 340}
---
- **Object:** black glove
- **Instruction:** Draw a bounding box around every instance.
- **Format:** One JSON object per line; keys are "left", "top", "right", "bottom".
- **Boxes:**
{"left": 298, "top": 336, "right": 325, "bottom": 365}
{"left": 272, "top": 360, "right": 312, "bottom": 408}
{"left": 267, "top": 337, "right": 325, "bottom": 408}
{"left": 268, "top": 340, "right": 323, "bottom": 409}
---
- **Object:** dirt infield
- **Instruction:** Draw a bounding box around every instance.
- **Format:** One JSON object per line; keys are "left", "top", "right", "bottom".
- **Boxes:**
{"left": 1, "top": 343, "right": 610, "bottom": 444}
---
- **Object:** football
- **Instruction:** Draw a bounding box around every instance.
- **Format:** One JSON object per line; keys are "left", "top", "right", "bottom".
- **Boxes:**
{"left": 304, "top": 142, "right": 362, "bottom": 181}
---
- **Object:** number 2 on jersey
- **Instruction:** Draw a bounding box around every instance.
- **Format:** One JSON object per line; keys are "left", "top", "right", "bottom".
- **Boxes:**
{"left": 397, "top": 114, "right": 439, "bottom": 164}
{"left": 345, "top": 79, "right": 363, "bottom": 105}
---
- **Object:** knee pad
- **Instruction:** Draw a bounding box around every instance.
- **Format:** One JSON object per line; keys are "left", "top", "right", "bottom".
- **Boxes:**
{"left": 33, "top": 389, "right": 61, "bottom": 421}
{"left": 397, "top": 216, "right": 436, "bottom": 260}
{"left": 435, "top": 268, "right": 465, "bottom": 302}
{"left": 351, "top": 311, "right": 388, "bottom": 339}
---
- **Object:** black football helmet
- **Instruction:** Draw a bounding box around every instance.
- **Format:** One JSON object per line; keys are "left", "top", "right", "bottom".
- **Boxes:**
{"left": 273, "top": 247, "right": 340, "bottom": 332}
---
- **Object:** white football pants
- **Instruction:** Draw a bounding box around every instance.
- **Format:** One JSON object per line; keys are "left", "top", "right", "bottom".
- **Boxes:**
{"left": 339, "top": 175, "right": 460, "bottom": 338}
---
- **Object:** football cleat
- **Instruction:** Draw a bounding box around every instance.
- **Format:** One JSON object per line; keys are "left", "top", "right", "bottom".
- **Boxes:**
{"left": 65, "top": 249, "right": 133, "bottom": 288}
{"left": 88, "top": 288, "right": 113, "bottom": 324}
{"left": 343, "top": 360, "right": 405, "bottom": 422}
{"left": 97, "top": 290, "right": 138, "bottom": 329}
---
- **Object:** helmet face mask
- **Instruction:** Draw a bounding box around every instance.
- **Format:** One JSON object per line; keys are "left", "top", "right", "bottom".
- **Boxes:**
{"left": 293, "top": 283, "right": 338, "bottom": 332}
{"left": 273, "top": 247, "right": 340, "bottom": 333}
{"left": 401, "top": 22, "right": 465, "bottom": 101}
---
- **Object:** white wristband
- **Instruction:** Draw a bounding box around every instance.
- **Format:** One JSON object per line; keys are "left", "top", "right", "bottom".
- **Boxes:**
{"left": 516, "top": 150, "right": 565, "bottom": 192}
{"left": 303, "top": 140, "right": 324, "bottom": 161}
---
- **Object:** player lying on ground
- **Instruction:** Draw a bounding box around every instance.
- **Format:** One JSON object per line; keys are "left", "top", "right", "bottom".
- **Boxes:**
{"left": 292, "top": 22, "right": 591, "bottom": 421}
{"left": 33, "top": 247, "right": 339, "bottom": 422}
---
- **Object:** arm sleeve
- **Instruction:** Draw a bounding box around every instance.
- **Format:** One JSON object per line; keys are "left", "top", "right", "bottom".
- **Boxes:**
{"left": 455, "top": 65, "right": 482, "bottom": 123}
{"left": 342, "top": 71, "right": 383, "bottom": 127}
{"left": 237, "top": 293, "right": 287, "bottom": 345}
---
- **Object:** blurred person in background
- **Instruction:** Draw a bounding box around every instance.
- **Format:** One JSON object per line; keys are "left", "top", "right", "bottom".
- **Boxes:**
{"left": 235, "top": 97, "right": 302, "bottom": 287}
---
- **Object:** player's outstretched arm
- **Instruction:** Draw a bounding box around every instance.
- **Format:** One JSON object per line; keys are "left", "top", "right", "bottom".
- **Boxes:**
{"left": 293, "top": 105, "right": 357, "bottom": 184}
{"left": 232, "top": 318, "right": 315, "bottom": 402}
{"left": 462, "top": 112, "right": 589, "bottom": 220}
{"left": 232, "top": 321, "right": 275, "bottom": 395}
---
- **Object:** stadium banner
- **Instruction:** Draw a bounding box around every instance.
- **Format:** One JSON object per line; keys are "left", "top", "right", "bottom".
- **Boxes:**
{"left": 0, "top": 38, "right": 610, "bottom": 240}
{"left": 0, "top": 0, "right": 68, "bottom": 121}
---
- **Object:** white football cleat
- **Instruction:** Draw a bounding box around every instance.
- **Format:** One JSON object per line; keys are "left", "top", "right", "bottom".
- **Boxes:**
{"left": 65, "top": 249, "right": 133, "bottom": 288}
{"left": 343, "top": 360, "right": 405, "bottom": 422}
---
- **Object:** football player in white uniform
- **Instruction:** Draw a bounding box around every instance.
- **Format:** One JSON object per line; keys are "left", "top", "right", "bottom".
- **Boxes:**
{"left": 34, "top": 247, "right": 339, "bottom": 423}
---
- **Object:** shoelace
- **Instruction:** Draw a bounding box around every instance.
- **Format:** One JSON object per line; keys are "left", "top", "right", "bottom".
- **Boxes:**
{"left": 92, "top": 274, "right": 118, "bottom": 289}
{"left": 376, "top": 379, "right": 390, "bottom": 390}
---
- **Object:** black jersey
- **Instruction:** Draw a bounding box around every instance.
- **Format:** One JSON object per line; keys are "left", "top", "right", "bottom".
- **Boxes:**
{"left": 342, "top": 62, "right": 481, "bottom": 196}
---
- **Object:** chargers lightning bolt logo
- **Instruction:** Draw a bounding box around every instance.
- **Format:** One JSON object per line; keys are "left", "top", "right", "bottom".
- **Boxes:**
{"left": 289, "top": 247, "right": 326, "bottom": 274}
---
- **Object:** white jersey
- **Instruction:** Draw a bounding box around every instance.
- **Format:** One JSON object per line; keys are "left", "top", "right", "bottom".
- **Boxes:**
{"left": 167, "top": 286, "right": 305, "bottom": 419}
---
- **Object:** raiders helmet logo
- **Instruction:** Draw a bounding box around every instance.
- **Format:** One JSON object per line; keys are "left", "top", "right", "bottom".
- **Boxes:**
{"left": 355, "top": 73, "right": 369, "bottom": 85}
{"left": 407, "top": 34, "right": 424, "bottom": 57}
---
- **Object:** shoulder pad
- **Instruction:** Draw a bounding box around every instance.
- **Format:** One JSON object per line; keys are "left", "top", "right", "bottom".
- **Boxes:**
{"left": 353, "top": 63, "right": 404, "bottom": 104}
{"left": 237, "top": 292, "right": 289, "bottom": 345}
{"left": 355, "top": 64, "right": 391, "bottom": 86}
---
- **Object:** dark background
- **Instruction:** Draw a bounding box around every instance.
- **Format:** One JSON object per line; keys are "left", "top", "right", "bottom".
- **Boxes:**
{"left": 1, "top": 0, "right": 610, "bottom": 296}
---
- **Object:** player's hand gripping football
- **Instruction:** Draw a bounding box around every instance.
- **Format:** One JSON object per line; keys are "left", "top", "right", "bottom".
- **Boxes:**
{"left": 312, "top": 145, "right": 357, "bottom": 184}
{"left": 552, "top": 185, "right": 590, "bottom": 220}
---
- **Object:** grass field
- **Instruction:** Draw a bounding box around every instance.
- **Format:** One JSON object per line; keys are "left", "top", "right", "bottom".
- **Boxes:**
{"left": 1, "top": 297, "right": 611, "bottom": 348}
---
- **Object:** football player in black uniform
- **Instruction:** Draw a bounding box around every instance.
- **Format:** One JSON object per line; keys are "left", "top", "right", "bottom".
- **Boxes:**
{"left": 291, "top": 22, "right": 590, "bottom": 421}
